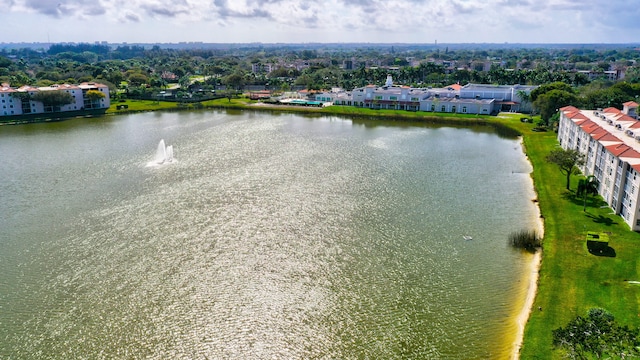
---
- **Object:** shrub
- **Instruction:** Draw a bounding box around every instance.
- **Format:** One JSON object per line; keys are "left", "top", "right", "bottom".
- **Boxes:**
{"left": 508, "top": 229, "right": 541, "bottom": 251}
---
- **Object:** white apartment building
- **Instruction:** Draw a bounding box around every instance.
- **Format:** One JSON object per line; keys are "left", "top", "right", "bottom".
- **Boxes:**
{"left": 557, "top": 102, "right": 640, "bottom": 230}
{"left": 460, "top": 83, "right": 537, "bottom": 113}
{"left": 319, "top": 76, "right": 536, "bottom": 115}
{"left": 0, "top": 82, "right": 110, "bottom": 117}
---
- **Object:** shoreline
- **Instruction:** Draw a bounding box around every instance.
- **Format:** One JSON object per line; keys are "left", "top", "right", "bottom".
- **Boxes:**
{"left": 512, "top": 251, "right": 542, "bottom": 359}
{"left": 511, "top": 140, "right": 545, "bottom": 360}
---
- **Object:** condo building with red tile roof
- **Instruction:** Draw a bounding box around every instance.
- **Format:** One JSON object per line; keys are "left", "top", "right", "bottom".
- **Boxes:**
{"left": 0, "top": 82, "right": 110, "bottom": 118}
{"left": 557, "top": 101, "right": 640, "bottom": 230}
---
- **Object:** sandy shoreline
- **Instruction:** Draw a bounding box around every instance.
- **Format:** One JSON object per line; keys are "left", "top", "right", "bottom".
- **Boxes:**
{"left": 512, "top": 250, "right": 542, "bottom": 359}
{"left": 511, "top": 140, "right": 544, "bottom": 360}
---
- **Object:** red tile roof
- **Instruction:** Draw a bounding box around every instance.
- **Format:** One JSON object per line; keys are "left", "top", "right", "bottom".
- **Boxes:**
{"left": 567, "top": 111, "right": 590, "bottom": 121}
{"left": 619, "top": 148, "right": 640, "bottom": 159}
{"left": 560, "top": 105, "right": 580, "bottom": 112}
{"left": 590, "top": 130, "right": 610, "bottom": 140}
{"left": 603, "top": 107, "right": 622, "bottom": 114}
{"left": 599, "top": 133, "right": 622, "bottom": 142}
{"left": 606, "top": 143, "right": 631, "bottom": 156}
{"left": 581, "top": 121, "right": 601, "bottom": 133}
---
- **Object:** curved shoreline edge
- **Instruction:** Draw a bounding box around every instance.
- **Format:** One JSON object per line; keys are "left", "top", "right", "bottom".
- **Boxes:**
{"left": 513, "top": 251, "right": 542, "bottom": 359}
{"left": 512, "top": 139, "right": 544, "bottom": 360}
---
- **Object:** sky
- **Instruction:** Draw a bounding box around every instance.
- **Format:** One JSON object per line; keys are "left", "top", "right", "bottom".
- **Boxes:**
{"left": 0, "top": 0, "right": 638, "bottom": 44}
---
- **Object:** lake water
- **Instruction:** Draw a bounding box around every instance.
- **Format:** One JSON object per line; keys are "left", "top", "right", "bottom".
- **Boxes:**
{"left": 0, "top": 110, "right": 539, "bottom": 359}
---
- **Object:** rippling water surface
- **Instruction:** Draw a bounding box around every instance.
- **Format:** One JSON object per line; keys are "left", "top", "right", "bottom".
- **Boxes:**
{"left": 0, "top": 111, "right": 539, "bottom": 359}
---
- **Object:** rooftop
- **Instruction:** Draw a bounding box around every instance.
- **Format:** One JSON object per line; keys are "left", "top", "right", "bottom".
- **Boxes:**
{"left": 563, "top": 106, "right": 640, "bottom": 171}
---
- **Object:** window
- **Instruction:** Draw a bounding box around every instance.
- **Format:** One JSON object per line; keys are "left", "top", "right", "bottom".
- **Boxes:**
{"left": 374, "top": 95, "right": 382, "bottom": 100}
{"left": 411, "top": 97, "right": 419, "bottom": 102}
{"left": 462, "top": 106, "right": 467, "bottom": 113}
{"left": 389, "top": 96, "right": 397, "bottom": 101}
{"left": 431, "top": 105, "right": 435, "bottom": 111}
{"left": 441, "top": 105, "right": 445, "bottom": 112}
{"left": 452, "top": 106, "right": 456, "bottom": 113}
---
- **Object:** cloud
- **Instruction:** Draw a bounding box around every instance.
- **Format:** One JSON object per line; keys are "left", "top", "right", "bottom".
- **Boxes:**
{"left": 13, "top": 0, "right": 107, "bottom": 18}
{"left": 24, "top": 0, "right": 64, "bottom": 17}
{"left": 0, "top": 0, "right": 637, "bottom": 43}
{"left": 121, "top": 11, "right": 141, "bottom": 23}
{"left": 579, "top": 0, "right": 640, "bottom": 30}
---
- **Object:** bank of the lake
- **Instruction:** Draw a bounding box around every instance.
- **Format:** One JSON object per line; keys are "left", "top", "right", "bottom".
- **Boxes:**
{"left": 108, "top": 98, "right": 640, "bottom": 358}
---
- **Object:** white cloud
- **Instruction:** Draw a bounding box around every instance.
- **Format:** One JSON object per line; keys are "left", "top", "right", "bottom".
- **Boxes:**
{"left": 0, "top": 0, "right": 637, "bottom": 43}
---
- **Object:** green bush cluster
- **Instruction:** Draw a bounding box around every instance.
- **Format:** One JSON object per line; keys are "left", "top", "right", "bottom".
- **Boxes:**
{"left": 552, "top": 308, "right": 640, "bottom": 358}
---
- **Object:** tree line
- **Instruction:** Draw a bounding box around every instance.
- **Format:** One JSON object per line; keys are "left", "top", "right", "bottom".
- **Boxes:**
{"left": 1, "top": 43, "right": 640, "bottom": 113}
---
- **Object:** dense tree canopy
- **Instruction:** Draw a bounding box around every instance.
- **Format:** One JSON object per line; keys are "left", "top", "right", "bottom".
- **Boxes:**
{"left": 85, "top": 89, "right": 105, "bottom": 101}
{"left": 553, "top": 308, "right": 640, "bottom": 358}
{"left": 534, "top": 89, "right": 580, "bottom": 122}
{"left": 222, "top": 72, "right": 245, "bottom": 90}
{"left": 530, "top": 81, "right": 574, "bottom": 102}
{"left": 31, "top": 90, "right": 74, "bottom": 108}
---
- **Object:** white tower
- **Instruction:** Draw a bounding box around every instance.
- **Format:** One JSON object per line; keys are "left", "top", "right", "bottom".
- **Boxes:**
{"left": 385, "top": 74, "right": 393, "bottom": 87}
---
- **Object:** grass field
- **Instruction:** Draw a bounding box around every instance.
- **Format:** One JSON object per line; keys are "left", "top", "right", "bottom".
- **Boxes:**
{"left": 104, "top": 99, "right": 640, "bottom": 358}
{"left": 518, "top": 125, "right": 640, "bottom": 359}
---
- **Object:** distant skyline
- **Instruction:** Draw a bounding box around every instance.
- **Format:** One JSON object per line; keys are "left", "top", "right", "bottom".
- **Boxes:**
{"left": 0, "top": 0, "right": 638, "bottom": 45}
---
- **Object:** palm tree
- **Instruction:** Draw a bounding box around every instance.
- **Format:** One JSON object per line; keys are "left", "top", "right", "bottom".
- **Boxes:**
{"left": 516, "top": 89, "right": 532, "bottom": 114}
{"left": 577, "top": 175, "right": 599, "bottom": 211}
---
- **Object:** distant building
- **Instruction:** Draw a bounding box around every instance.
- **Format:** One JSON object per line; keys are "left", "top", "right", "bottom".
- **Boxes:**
{"left": 324, "top": 76, "right": 536, "bottom": 115}
{"left": 557, "top": 102, "right": 640, "bottom": 230}
{"left": 251, "top": 63, "right": 273, "bottom": 74}
{"left": 459, "top": 83, "right": 537, "bottom": 113}
{"left": 314, "top": 88, "right": 351, "bottom": 104}
{"left": 0, "top": 82, "right": 110, "bottom": 118}
{"left": 576, "top": 69, "right": 625, "bottom": 81}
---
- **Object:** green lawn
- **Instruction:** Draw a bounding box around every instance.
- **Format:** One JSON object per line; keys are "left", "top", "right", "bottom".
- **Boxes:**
{"left": 106, "top": 99, "right": 180, "bottom": 113}
{"left": 104, "top": 100, "right": 640, "bottom": 358}
{"left": 518, "top": 120, "right": 640, "bottom": 359}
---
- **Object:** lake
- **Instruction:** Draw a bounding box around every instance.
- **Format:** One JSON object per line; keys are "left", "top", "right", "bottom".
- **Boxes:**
{"left": 0, "top": 110, "right": 540, "bottom": 359}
